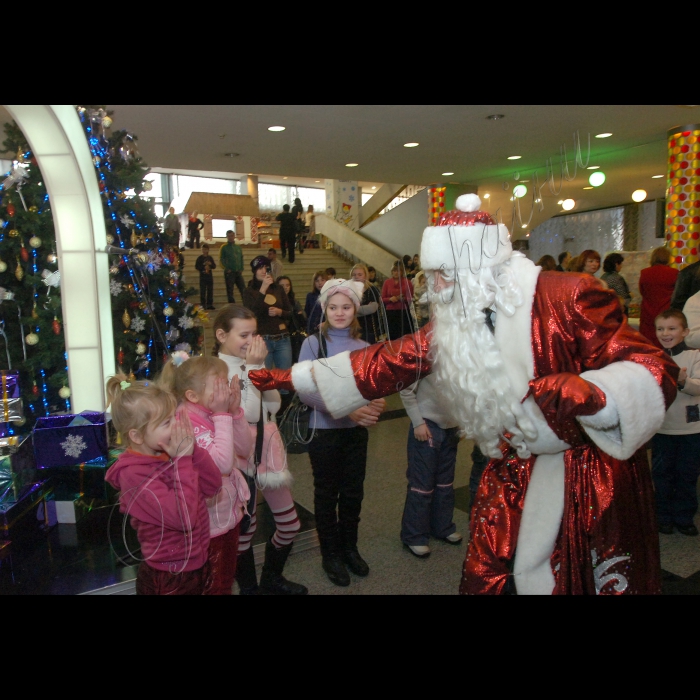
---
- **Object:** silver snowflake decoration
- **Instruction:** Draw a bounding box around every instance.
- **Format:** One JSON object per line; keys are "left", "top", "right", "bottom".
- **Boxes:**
{"left": 174, "top": 342, "right": 192, "bottom": 353}
{"left": 146, "top": 251, "right": 162, "bottom": 274}
{"left": 178, "top": 315, "right": 194, "bottom": 330}
{"left": 120, "top": 215, "right": 135, "bottom": 228}
{"left": 110, "top": 279, "right": 123, "bottom": 297}
{"left": 130, "top": 317, "right": 146, "bottom": 333}
{"left": 61, "top": 434, "right": 88, "bottom": 460}
{"left": 166, "top": 328, "right": 180, "bottom": 342}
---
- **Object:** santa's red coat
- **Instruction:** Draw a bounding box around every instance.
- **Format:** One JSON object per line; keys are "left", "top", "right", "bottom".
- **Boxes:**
{"left": 340, "top": 268, "right": 678, "bottom": 594}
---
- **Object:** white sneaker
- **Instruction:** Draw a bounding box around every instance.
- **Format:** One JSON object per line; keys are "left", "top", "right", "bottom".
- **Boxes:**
{"left": 406, "top": 544, "right": 431, "bottom": 558}
{"left": 443, "top": 532, "right": 463, "bottom": 544}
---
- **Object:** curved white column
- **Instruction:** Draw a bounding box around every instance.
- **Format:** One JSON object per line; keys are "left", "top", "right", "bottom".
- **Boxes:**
{"left": 4, "top": 105, "right": 114, "bottom": 412}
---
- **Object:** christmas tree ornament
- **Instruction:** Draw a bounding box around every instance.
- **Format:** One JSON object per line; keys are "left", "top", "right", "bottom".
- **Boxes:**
{"left": 15, "top": 258, "right": 23, "bottom": 281}
{"left": 163, "top": 306, "right": 174, "bottom": 317}
{"left": 139, "top": 302, "right": 147, "bottom": 310}
{"left": 20, "top": 243, "right": 29, "bottom": 262}
{"left": 137, "top": 252, "right": 148, "bottom": 264}
{"left": 29, "top": 236, "right": 41, "bottom": 248}
{"left": 109, "top": 265, "right": 119, "bottom": 275}
{"left": 130, "top": 231, "right": 138, "bottom": 248}
{"left": 28, "top": 205, "right": 38, "bottom": 213}
{"left": 102, "top": 116, "right": 112, "bottom": 129}
{"left": 106, "top": 234, "right": 114, "bottom": 244}
{"left": 58, "top": 386, "right": 71, "bottom": 399}
{"left": 8, "top": 229, "right": 18, "bottom": 237}
{"left": 47, "top": 253, "right": 58, "bottom": 264}
{"left": 52, "top": 316, "right": 61, "bottom": 335}
{"left": 122, "top": 309, "right": 131, "bottom": 328}
{"left": 117, "top": 347, "right": 125, "bottom": 365}
{"left": 136, "top": 342, "right": 147, "bottom": 355}
{"left": 143, "top": 181, "right": 153, "bottom": 191}
{"left": 25, "top": 332, "right": 38, "bottom": 346}
{"left": 11, "top": 416, "right": 26, "bottom": 427}
{"left": 6, "top": 204, "right": 15, "bottom": 217}
{"left": 93, "top": 156, "right": 101, "bottom": 166}
{"left": 32, "top": 382, "right": 39, "bottom": 395}
{"left": 0, "top": 259, "right": 6, "bottom": 273}
{"left": 31, "top": 301, "right": 38, "bottom": 319}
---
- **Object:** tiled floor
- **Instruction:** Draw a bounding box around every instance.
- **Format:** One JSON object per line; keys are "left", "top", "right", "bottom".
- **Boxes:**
{"left": 1, "top": 392, "right": 699, "bottom": 594}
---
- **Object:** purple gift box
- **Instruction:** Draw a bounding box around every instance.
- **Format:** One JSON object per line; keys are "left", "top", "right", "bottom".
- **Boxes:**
{"left": 33, "top": 411, "right": 108, "bottom": 469}
{"left": 0, "top": 371, "right": 19, "bottom": 400}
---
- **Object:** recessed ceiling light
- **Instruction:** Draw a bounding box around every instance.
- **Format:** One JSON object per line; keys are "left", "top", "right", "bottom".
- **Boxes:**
{"left": 652, "top": 174, "right": 664, "bottom": 179}
{"left": 268, "top": 126, "right": 285, "bottom": 132}
{"left": 486, "top": 114, "right": 505, "bottom": 120}
{"left": 404, "top": 142, "right": 419, "bottom": 148}
{"left": 371, "top": 186, "right": 376, "bottom": 189}
{"left": 282, "top": 177, "right": 288, "bottom": 180}
{"left": 315, "top": 180, "right": 321, "bottom": 183}
{"left": 583, "top": 186, "right": 594, "bottom": 190}
{"left": 483, "top": 193, "right": 490, "bottom": 199}
{"left": 508, "top": 155, "right": 522, "bottom": 160}
{"left": 346, "top": 163, "right": 358, "bottom": 167}
{"left": 632, "top": 189, "right": 647, "bottom": 202}
{"left": 562, "top": 199, "right": 576, "bottom": 210}
{"left": 595, "top": 133, "right": 612, "bottom": 138}
{"left": 589, "top": 171, "right": 606, "bottom": 187}
{"left": 587, "top": 165, "right": 600, "bottom": 170}
{"left": 442, "top": 172, "right": 454, "bottom": 176}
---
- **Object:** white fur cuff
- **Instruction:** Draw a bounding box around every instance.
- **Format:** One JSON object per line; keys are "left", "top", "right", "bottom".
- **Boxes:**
{"left": 578, "top": 361, "right": 666, "bottom": 460}
{"left": 313, "top": 350, "right": 368, "bottom": 418}
{"left": 291, "top": 360, "right": 317, "bottom": 395}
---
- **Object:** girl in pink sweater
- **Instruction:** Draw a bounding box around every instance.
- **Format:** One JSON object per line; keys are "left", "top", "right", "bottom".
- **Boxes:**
{"left": 160, "top": 353, "right": 253, "bottom": 595}
{"left": 105, "top": 373, "right": 222, "bottom": 595}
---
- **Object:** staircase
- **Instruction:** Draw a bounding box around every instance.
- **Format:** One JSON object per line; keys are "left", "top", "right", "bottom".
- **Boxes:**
{"left": 179, "top": 243, "right": 350, "bottom": 354}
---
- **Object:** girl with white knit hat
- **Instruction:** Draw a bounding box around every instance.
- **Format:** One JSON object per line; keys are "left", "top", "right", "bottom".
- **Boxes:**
{"left": 297, "top": 279, "right": 386, "bottom": 587}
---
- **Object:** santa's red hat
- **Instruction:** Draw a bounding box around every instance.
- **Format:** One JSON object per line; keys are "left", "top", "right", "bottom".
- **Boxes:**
{"left": 420, "top": 194, "right": 512, "bottom": 272}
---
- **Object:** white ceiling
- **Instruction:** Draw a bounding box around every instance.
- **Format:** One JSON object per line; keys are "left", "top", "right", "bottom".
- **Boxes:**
{"left": 4, "top": 105, "right": 700, "bottom": 236}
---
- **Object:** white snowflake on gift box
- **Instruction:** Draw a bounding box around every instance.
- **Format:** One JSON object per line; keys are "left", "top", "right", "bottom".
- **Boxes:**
{"left": 178, "top": 315, "right": 194, "bottom": 330}
{"left": 130, "top": 317, "right": 146, "bottom": 333}
{"left": 61, "top": 434, "right": 88, "bottom": 460}
{"left": 110, "top": 279, "right": 123, "bottom": 297}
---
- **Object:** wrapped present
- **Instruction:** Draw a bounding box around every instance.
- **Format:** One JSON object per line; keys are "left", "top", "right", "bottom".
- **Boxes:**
{"left": 47, "top": 447, "right": 122, "bottom": 502}
{"left": 0, "top": 370, "right": 23, "bottom": 427}
{"left": 33, "top": 411, "right": 108, "bottom": 469}
{"left": 0, "top": 480, "right": 53, "bottom": 540}
{"left": 0, "top": 435, "right": 36, "bottom": 504}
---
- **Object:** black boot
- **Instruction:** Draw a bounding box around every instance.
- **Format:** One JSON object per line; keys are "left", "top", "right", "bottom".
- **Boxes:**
{"left": 259, "top": 538, "right": 308, "bottom": 595}
{"left": 340, "top": 522, "right": 369, "bottom": 577}
{"left": 235, "top": 547, "right": 259, "bottom": 595}
{"left": 322, "top": 555, "right": 350, "bottom": 586}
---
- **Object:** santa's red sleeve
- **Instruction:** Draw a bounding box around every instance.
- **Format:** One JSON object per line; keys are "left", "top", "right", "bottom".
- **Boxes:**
{"left": 290, "top": 323, "right": 434, "bottom": 418}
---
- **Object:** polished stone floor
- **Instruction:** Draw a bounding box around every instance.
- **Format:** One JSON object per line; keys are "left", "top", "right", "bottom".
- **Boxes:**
{"left": 1, "top": 393, "right": 699, "bottom": 594}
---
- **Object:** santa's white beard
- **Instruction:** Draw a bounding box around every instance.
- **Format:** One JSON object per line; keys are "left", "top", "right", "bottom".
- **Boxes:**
{"left": 428, "top": 259, "right": 537, "bottom": 459}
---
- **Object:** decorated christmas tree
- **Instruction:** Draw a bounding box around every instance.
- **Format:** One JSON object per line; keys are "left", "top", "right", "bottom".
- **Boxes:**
{"left": 76, "top": 105, "right": 203, "bottom": 377}
{"left": 0, "top": 121, "right": 70, "bottom": 425}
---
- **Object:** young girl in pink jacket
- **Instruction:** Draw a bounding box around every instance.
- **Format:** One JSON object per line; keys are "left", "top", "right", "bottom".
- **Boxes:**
{"left": 160, "top": 353, "right": 253, "bottom": 595}
{"left": 105, "top": 374, "right": 222, "bottom": 595}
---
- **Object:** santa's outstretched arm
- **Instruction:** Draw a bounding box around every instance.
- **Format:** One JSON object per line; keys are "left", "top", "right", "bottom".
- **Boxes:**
{"left": 249, "top": 323, "right": 434, "bottom": 418}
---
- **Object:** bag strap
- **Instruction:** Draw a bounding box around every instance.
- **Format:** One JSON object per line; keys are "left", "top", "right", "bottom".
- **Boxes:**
{"left": 315, "top": 331, "right": 328, "bottom": 358}
{"left": 254, "top": 393, "right": 265, "bottom": 468}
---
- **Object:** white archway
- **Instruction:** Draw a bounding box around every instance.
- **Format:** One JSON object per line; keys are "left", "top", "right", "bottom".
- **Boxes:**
{"left": 4, "top": 105, "right": 114, "bottom": 412}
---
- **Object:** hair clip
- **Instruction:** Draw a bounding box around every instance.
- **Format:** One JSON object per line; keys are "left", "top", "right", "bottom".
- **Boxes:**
{"left": 120, "top": 380, "right": 131, "bottom": 390}
{"left": 171, "top": 350, "right": 190, "bottom": 367}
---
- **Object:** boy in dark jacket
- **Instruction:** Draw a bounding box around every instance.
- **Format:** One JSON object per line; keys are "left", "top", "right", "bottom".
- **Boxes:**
{"left": 195, "top": 244, "right": 216, "bottom": 309}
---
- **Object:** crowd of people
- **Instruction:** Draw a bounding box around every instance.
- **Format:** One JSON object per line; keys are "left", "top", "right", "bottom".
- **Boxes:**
{"left": 105, "top": 192, "right": 700, "bottom": 594}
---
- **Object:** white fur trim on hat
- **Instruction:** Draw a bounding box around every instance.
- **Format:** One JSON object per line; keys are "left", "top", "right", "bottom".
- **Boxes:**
{"left": 319, "top": 279, "right": 364, "bottom": 310}
{"left": 420, "top": 221, "right": 512, "bottom": 272}
{"left": 456, "top": 194, "right": 481, "bottom": 212}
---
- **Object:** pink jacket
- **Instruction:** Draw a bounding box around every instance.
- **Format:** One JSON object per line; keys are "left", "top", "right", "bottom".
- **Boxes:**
{"left": 105, "top": 446, "right": 221, "bottom": 572}
{"left": 185, "top": 403, "right": 253, "bottom": 538}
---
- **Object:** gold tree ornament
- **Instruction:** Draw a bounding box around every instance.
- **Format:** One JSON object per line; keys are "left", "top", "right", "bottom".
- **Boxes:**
{"left": 136, "top": 343, "right": 147, "bottom": 355}
{"left": 28, "top": 205, "right": 38, "bottom": 213}
{"left": 130, "top": 231, "right": 138, "bottom": 248}
{"left": 25, "top": 332, "right": 39, "bottom": 345}
{"left": 8, "top": 229, "right": 18, "bottom": 238}
{"left": 0, "top": 259, "right": 6, "bottom": 273}
{"left": 58, "top": 386, "right": 71, "bottom": 399}
{"left": 14, "top": 258, "right": 23, "bottom": 281}
{"left": 29, "top": 236, "right": 41, "bottom": 248}
{"left": 122, "top": 309, "right": 131, "bottom": 328}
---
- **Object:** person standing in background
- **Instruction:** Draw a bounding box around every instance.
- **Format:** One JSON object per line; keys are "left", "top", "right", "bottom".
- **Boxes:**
{"left": 601, "top": 253, "right": 632, "bottom": 314}
{"left": 163, "top": 206, "right": 181, "bottom": 246}
{"left": 187, "top": 211, "right": 204, "bottom": 249}
{"left": 267, "top": 248, "right": 283, "bottom": 280}
{"left": 381, "top": 261, "right": 414, "bottom": 340}
{"left": 671, "top": 256, "right": 700, "bottom": 310}
{"left": 302, "top": 204, "right": 315, "bottom": 250}
{"left": 195, "top": 243, "right": 217, "bottom": 310}
{"left": 556, "top": 251, "right": 571, "bottom": 271}
{"left": 640, "top": 246, "right": 679, "bottom": 347}
{"left": 291, "top": 197, "right": 304, "bottom": 254}
{"left": 276, "top": 204, "right": 297, "bottom": 263}
{"left": 219, "top": 229, "right": 246, "bottom": 304}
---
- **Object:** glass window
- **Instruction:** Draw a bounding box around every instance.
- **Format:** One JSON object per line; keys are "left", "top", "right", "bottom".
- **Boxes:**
{"left": 212, "top": 219, "right": 235, "bottom": 238}
{"left": 258, "top": 183, "right": 325, "bottom": 212}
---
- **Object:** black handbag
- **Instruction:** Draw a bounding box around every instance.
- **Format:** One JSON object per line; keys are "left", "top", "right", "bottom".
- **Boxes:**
{"left": 277, "top": 393, "right": 312, "bottom": 454}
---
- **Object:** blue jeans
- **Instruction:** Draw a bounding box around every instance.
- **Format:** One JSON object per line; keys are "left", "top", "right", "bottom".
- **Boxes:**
{"left": 651, "top": 432, "right": 700, "bottom": 527}
{"left": 264, "top": 336, "right": 292, "bottom": 395}
{"left": 400, "top": 419, "right": 459, "bottom": 546}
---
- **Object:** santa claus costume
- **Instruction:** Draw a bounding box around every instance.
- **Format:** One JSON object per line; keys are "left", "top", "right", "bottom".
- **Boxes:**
{"left": 250, "top": 195, "right": 679, "bottom": 595}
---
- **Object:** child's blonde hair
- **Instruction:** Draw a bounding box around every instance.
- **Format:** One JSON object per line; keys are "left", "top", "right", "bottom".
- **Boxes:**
{"left": 158, "top": 355, "right": 229, "bottom": 401}
{"left": 106, "top": 373, "right": 177, "bottom": 443}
